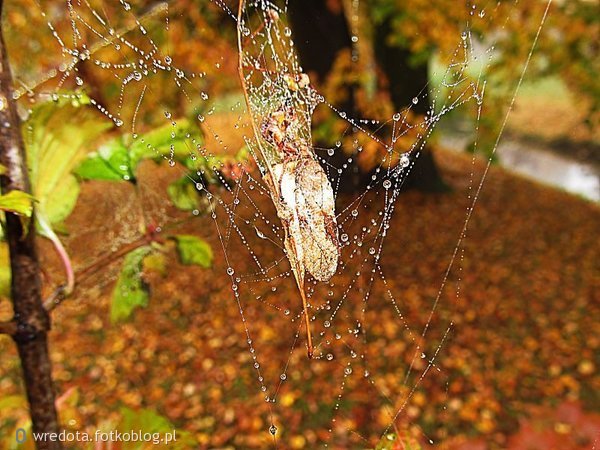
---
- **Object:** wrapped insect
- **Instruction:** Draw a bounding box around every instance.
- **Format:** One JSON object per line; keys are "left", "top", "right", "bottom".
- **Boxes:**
{"left": 237, "top": 1, "right": 339, "bottom": 357}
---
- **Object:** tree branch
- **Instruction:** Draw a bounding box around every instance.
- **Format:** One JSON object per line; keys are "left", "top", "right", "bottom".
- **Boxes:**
{"left": 42, "top": 212, "right": 206, "bottom": 312}
{"left": 0, "top": 3, "right": 62, "bottom": 447}
{"left": 44, "top": 234, "right": 154, "bottom": 311}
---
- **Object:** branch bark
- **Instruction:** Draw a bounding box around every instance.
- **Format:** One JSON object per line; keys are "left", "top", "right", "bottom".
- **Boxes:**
{"left": 0, "top": 3, "right": 62, "bottom": 449}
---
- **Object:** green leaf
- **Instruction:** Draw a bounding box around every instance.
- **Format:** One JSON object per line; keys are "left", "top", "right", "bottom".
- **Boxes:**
{"left": 41, "top": 175, "right": 80, "bottom": 226}
{"left": 167, "top": 176, "right": 199, "bottom": 210}
{"left": 129, "top": 119, "right": 203, "bottom": 168}
{"left": 0, "top": 191, "right": 34, "bottom": 217}
{"left": 75, "top": 139, "right": 134, "bottom": 182}
{"left": 0, "top": 265, "right": 10, "bottom": 298}
{"left": 0, "top": 243, "right": 11, "bottom": 297}
{"left": 143, "top": 252, "right": 167, "bottom": 276}
{"left": 172, "top": 235, "right": 213, "bottom": 268}
{"left": 110, "top": 246, "right": 152, "bottom": 323}
{"left": 121, "top": 407, "right": 173, "bottom": 435}
{"left": 25, "top": 93, "right": 112, "bottom": 229}
{"left": 0, "top": 395, "right": 26, "bottom": 412}
{"left": 117, "top": 407, "right": 196, "bottom": 449}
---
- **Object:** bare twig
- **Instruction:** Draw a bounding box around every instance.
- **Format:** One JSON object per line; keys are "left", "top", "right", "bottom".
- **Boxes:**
{"left": 44, "top": 227, "right": 161, "bottom": 311}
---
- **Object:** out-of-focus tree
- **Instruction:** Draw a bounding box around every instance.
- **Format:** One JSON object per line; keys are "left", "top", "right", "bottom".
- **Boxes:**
{"left": 3, "top": 0, "right": 597, "bottom": 181}
{"left": 290, "top": 0, "right": 598, "bottom": 190}
{"left": 289, "top": 0, "right": 449, "bottom": 192}
{"left": 367, "top": 0, "right": 599, "bottom": 144}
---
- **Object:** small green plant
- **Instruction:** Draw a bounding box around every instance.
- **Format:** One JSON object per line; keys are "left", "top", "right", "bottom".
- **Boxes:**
{"left": 0, "top": 387, "right": 196, "bottom": 450}
{"left": 1, "top": 92, "right": 247, "bottom": 321}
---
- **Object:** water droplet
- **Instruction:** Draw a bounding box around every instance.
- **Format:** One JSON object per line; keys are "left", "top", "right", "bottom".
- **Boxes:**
{"left": 393, "top": 112, "right": 401, "bottom": 121}
{"left": 280, "top": 373, "right": 287, "bottom": 380}
{"left": 269, "top": 424, "right": 277, "bottom": 435}
{"left": 326, "top": 353, "right": 334, "bottom": 361}
{"left": 412, "top": 97, "right": 419, "bottom": 105}
{"left": 227, "top": 267, "right": 234, "bottom": 276}
{"left": 75, "top": 77, "right": 83, "bottom": 86}
{"left": 327, "top": 148, "right": 335, "bottom": 156}
{"left": 283, "top": 27, "right": 292, "bottom": 37}
{"left": 324, "top": 320, "right": 331, "bottom": 328}
{"left": 164, "top": 56, "right": 172, "bottom": 65}
{"left": 461, "top": 31, "right": 468, "bottom": 40}
{"left": 344, "top": 367, "right": 352, "bottom": 375}
{"left": 400, "top": 154, "right": 410, "bottom": 168}
{"left": 383, "top": 180, "right": 392, "bottom": 189}
{"left": 197, "top": 114, "right": 205, "bottom": 122}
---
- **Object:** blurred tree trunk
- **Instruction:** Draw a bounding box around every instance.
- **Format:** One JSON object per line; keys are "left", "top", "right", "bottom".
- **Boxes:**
{"left": 0, "top": 4, "right": 62, "bottom": 449}
{"left": 288, "top": 0, "right": 368, "bottom": 191}
{"left": 373, "top": 15, "right": 448, "bottom": 192}
{"left": 288, "top": 0, "right": 447, "bottom": 192}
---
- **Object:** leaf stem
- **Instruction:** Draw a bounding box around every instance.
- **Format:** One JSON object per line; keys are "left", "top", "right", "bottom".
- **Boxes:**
{"left": 51, "top": 233, "right": 74, "bottom": 295}
{"left": 43, "top": 222, "right": 172, "bottom": 311}
{"left": 44, "top": 234, "right": 152, "bottom": 311}
{"left": 37, "top": 216, "right": 75, "bottom": 298}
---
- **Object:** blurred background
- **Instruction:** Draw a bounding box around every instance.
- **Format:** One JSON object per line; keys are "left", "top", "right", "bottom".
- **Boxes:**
{"left": 0, "top": 0, "right": 598, "bottom": 449}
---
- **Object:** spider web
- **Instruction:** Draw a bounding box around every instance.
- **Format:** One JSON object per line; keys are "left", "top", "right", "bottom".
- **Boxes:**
{"left": 6, "top": 0, "right": 553, "bottom": 447}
